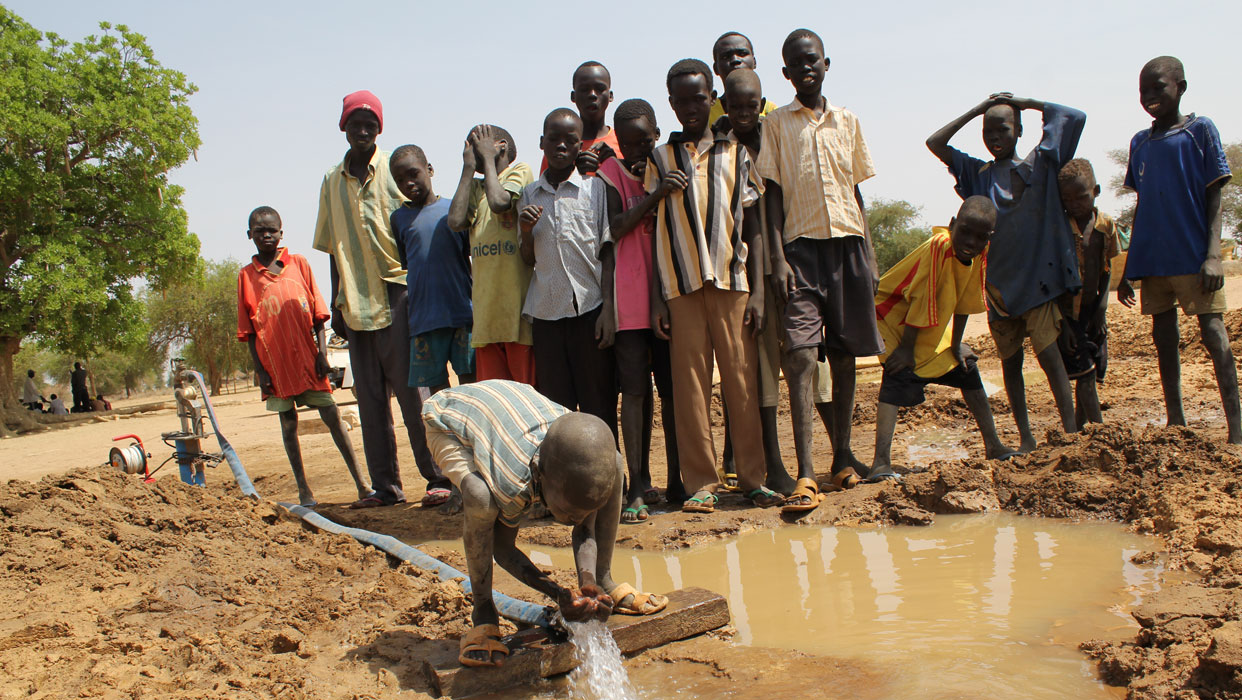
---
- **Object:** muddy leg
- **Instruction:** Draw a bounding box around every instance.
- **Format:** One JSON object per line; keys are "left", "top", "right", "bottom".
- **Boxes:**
{"left": 816, "top": 400, "right": 868, "bottom": 474}
{"left": 1035, "top": 344, "right": 1078, "bottom": 434}
{"left": 278, "top": 409, "right": 315, "bottom": 506}
{"left": 827, "top": 350, "right": 860, "bottom": 474}
{"left": 786, "top": 347, "right": 819, "bottom": 482}
{"left": 963, "top": 388, "right": 1018, "bottom": 459}
{"left": 1198, "top": 313, "right": 1242, "bottom": 444}
{"left": 1074, "top": 374, "right": 1103, "bottom": 428}
{"left": 761, "top": 405, "right": 796, "bottom": 495}
{"left": 317, "top": 403, "right": 372, "bottom": 500}
{"left": 640, "top": 382, "right": 654, "bottom": 492}
{"left": 869, "top": 402, "right": 899, "bottom": 479}
{"left": 1001, "top": 351, "right": 1037, "bottom": 453}
{"left": 460, "top": 472, "right": 502, "bottom": 662}
{"left": 620, "top": 390, "right": 647, "bottom": 521}
{"left": 1152, "top": 310, "right": 1185, "bottom": 428}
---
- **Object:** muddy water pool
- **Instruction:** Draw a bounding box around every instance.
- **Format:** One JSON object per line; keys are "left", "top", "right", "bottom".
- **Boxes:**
{"left": 444, "top": 514, "right": 1168, "bottom": 699}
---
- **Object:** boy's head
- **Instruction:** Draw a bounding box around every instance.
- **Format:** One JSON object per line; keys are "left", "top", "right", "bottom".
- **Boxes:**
{"left": 613, "top": 99, "right": 659, "bottom": 163}
{"left": 1057, "top": 158, "right": 1100, "bottom": 221}
{"left": 50, "top": 393, "right": 57, "bottom": 401}
{"left": 247, "top": 206, "right": 283, "bottom": 252}
{"left": 712, "top": 32, "right": 756, "bottom": 82}
{"left": 723, "top": 68, "right": 763, "bottom": 136}
{"left": 472, "top": 125, "right": 516, "bottom": 174}
{"left": 571, "top": 61, "right": 613, "bottom": 126}
{"left": 340, "top": 90, "right": 383, "bottom": 153}
{"left": 390, "top": 145, "right": 434, "bottom": 206}
{"left": 781, "top": 29, "right": 828, "bottom": 97}
{"left": 539, "top": 413, "right": 620, "bottom": 525}
{"left": 74, "top": 362, "right": 81, "bottom": 370}
{"left": 1139, "top": 56, "right": 1186, "bottom": 122}
{"left": 541, "top": 108, "right": 584, "bottom": 173}
{"left": 27, "top": 369, "right": 34, "bottom": 378}
{"left": 981, "top": 103, "right": 1022, "bottom": 161}
{"left": 949, "top": 196, "right": 997, "bottom": 264}
{"left": 666, "top": 58, "right": 714, "bottom": 136}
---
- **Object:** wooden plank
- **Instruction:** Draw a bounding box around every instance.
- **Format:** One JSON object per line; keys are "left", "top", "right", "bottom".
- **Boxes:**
{"left": 424, "top": 587, "right": 729, "bottom": 698}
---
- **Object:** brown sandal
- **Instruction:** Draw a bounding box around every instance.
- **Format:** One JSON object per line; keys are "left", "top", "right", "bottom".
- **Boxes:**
{"left": 822, "top": 467, "right": 863, "bottom": 493}
{"left": 458, "top": 624, "right": 509, "bottom": 668}
{"left": 781, "top": 478, "right": 824, "bottom": 513}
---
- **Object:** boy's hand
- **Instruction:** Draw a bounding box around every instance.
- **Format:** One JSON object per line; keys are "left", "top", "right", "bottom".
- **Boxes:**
{"left": 770, "top": 260, "right": 796, "bottom": 303}
{"left": 884, "top": 345, "right": 915, "bottom": 375}
{"left": 711, "top": 113, "right": 733, "bottom": 135}
{"left": 558, "top": 587, "right": 598, "bottom": 622}
{"left": 256, "top": 369, "right": 274, "bottom": 396}
{"left": 315, "top": 350, "right": 331, "bottom": 379}
{"left": 627, "top": 159, "right": 647, "bottom": 180}
{"left": 953, "top": 342, "right": 978, "bottom": 367}
{"left": 744, "top": 293, "right": 764, "bottom": 337}
{"left": 1201, "top": 256, "right": 1225, "bottom": 293}
{"left": 519, "top": 205, "right": 543, "bottom": 233}
{"left": 651, "top": 297, "right": 672, "bottom": 341}
{"left": 473, "top": 124, "right": 501, "bottom": 162}
{"left": 576, "top": 142, "right": 610, "bottom": 175}
{"left": 580, "top": 584, "right": 614, "bottom": 621}
{"left": 595, "top": 306, "right": 616, "bottom": 349}
{"left": 658, "top": 170, "right": 689, "bottom": 198}
{"left": 976, "top": 92, "right": 1013, "bottom": 114}
{"left": 1117, "top": 279, "right": 1137, "bottom": 308}
{"left": 330, "top": 308, "right": 347, "bottom": 340}
{"left": 462, "top": 133, "right": 477, "bottom": 168}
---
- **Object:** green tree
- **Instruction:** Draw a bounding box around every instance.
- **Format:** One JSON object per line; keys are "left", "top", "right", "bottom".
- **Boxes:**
{"left": 0, "top": 8, "right": 200, "bottom": 415}
{"left": 868, "top": 198, "right": 931, "bottom": 274}
{"left": 148, "top": 259, "right": 241, "bottom": 395}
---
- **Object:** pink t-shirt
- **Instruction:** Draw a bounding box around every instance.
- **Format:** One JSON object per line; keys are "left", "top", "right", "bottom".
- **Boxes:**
{"left": 597, "top": 158, "right": 653, "bottom": 331}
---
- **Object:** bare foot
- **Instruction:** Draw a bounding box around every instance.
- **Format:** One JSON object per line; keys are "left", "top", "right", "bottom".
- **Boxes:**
{"left": 1018, "top": 437, "right": 1038, "bottom": 454}
{"left": 986, "top": 444, "right": 1020, "bottom": 461}
{"left": 765, "top": 471, "right": 798, "bottom": 496}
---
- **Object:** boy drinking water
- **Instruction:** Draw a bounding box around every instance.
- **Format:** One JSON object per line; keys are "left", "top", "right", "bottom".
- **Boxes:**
{"left": 597, "top": 98, "right": 685, "bottom": 518}
{"left": 237, "top": 206, "right": 371, "bottom": 507}
{"left": 927, "top": 92, "right": 1086, "bottom": 452}
{"left": 1120, "top": 56, "right": 1241, "bottom": 444}
{"left": 389, "top": 145, "right": 475, "bottom": 394}
{"left": 447, "top": 125, "right": 536, "bottom": 384}
{"left": 869, "top": 197, "right": 1018, "bottom": 479}
{"left": 1056, "top": 158, "right": 1127, "bottom": 427}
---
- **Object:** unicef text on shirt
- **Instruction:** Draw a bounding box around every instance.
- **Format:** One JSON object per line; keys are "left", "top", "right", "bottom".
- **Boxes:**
{"left": 472, "top": 241, "right": 519, "bottom": 257}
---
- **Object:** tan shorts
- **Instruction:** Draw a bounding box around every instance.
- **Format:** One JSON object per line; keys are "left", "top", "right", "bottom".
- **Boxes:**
{"left": 1140, "top": 274, "right": 1229, "bottom": 316}
{"left": 989, "top": 300, "right": 1062, "bottom": 359}
{"left": 758, "top": 287, "right": 831, "bottom": 407}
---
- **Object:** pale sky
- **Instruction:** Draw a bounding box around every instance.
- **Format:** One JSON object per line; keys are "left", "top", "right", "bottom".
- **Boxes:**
{"left": 11, "top": 0, "right": 1242, "bottom": 289}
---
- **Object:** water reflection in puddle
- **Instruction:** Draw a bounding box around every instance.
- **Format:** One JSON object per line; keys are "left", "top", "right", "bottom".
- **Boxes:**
{"left": 448, "top": 514, "right": 1165, "bottom": 699}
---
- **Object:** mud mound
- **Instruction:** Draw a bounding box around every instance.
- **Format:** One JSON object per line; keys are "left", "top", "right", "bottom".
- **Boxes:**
{"left": 1108, "top": 307, "right": 1242, "bottom": 362}
{"left": 0, "top": 469, "right": 507, "bottom": 699}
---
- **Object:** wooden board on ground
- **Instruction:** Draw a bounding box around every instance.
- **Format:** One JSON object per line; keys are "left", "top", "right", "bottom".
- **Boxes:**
{"left": 423, "top": 587, "right": 730, "bottom": 699}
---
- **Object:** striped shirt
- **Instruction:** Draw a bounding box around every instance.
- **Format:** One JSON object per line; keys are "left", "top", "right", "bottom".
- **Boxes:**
{"left": 645, "top": 130, "right": 758, "bottom": 301}
{"left": 312, "top": 148, "right": 407, "bottom": 332}
{"left": 755, "top": 99, "right": 876, "bottom": 244}
{"left": 236, "top": 249, "right": 333, "bottom": 398}
{"left": 519, "top": 171, "right": 611, "bottom": 321}
{"left": 421, "top": 380, "right": 569, "bottom": 526}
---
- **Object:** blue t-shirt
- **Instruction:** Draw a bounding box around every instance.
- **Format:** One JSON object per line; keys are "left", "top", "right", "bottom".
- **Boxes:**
{"left": 947, "top": 103, "right": 1086, "bottom": 319}
{"left": 391, "top": 196, "right": 473, "bottom": 337}
{"left": 1123, "top": 114, "right": 1232, "bottom": 279}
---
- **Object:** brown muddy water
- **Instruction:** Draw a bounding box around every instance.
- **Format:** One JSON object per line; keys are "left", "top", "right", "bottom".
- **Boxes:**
{"left": 438, "top": 514, "right": 1170, "bottom": 699}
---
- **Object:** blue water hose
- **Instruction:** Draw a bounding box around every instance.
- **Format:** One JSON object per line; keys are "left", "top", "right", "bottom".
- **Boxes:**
{"left": 188, "top": 371, "right": 550, "bottom": 627}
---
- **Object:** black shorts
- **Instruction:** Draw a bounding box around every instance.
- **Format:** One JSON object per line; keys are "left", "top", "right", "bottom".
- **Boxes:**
{"left": 782, "top": 236, "right": 884, "bottom": 358}
{"left": 613, "top": 329, "right": 673, "bottom": 397}
{"left": 878, "top": 359, "right": 985, "bottom": 408}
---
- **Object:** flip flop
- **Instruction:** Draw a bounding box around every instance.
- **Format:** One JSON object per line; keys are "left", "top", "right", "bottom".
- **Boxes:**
{"left": 621, "top": 505, "right": 650, "bottom": 524}
{"left": 458, "top": 624, "right": 509, "bottom": 668}
{"left": 681, "top": 491, "right": 718, "bottom": 513}
{"left": 348, "top": 495, "right": 388, "bottom": 509}
{"left": 609, "top": 583, "right": 669, "bottom": 616}
{"left": 865, "top": 467, "right": 902, "bottom": 483}
{"left": 822, "top": 467, "right": 863, "bottom": 493}
{"left": 781, "top": 478, "right": 824, "bottom": 513}
{"left": 421, "top": 488, "right": 452, "bottom": 507}
{"left": 745, "top": 486, "right": 783, "bottom": 508}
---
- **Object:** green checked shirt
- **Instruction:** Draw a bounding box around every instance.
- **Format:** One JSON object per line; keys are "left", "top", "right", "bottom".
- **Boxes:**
{"left": 313, "top": 147, "right": 408, "bottom": 331}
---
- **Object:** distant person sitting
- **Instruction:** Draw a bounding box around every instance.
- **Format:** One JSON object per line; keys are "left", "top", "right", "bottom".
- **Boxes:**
{"left": 22, "top": 369, "right": 43, "bottom": 411}
{"left": 70, "top": 362, "right": 90, "bottom": 412}
{"left": 48, "top": 394, "right": 68, "bottom": 415}
{"left": 91, "top": 394, "right": 112, "bottom": 411}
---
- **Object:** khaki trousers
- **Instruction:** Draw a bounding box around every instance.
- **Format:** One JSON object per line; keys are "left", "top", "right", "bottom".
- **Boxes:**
{"left": 668, "top": 285, "right": 764, "bottom": 493}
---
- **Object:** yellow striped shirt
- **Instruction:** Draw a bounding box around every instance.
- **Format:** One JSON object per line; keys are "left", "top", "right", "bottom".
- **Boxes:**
{"left": 645, "top": 130, "right": 759, "bottom": 301}
{"left": 312, "top": 148, "right": 407, "bottom": 331}
{"left": 755, "top": 99, "right": 876, "bottom": 244}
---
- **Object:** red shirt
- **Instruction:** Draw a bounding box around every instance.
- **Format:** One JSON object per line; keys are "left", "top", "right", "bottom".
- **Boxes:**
{"left": 237, "top": 249, "right": 332, "bottom": 398}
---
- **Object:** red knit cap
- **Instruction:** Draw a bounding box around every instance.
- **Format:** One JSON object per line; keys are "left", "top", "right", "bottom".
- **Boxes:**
{"left": 339, "top": 90, "right": 383, "bottom": 132}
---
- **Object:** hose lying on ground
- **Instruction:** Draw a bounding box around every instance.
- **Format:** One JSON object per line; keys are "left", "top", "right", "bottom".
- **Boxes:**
{"left": 189, "top": 373, "right": 551, "bottom": 627}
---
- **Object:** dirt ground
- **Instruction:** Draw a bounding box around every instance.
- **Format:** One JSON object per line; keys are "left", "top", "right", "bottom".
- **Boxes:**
{"left": 4, "top": 290, "right": 1242, "bottom": 698}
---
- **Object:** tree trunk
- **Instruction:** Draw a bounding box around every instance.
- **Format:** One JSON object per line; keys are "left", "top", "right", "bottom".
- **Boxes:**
{"left": 206, "top": 356, "right": 221, "bottom": 396}
{"left": 0, "top": 335, "right": 21, "bottom": 411}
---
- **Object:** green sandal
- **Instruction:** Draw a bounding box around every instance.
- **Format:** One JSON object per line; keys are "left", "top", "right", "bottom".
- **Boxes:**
{"left": 621, "top": 505, "right": 649, "bottom": 523}
{"left": 746, "top": 486, "right": 783, "bottom": 508}
{"left": 682, "top": 491, "right": 719, "bottom": 513}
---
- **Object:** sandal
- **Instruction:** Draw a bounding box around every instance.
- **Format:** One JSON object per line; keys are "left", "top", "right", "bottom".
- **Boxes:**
{"left": 721, "top": 472, "right": 742, "bottom": 492}
{"left": 609, "top": 583, "right": 669, "bottom": 616}
{"left": 681, "top": 491, "right": 718, "bottom": 513}
{"left": 348, "top": 495, "right": 388, "bottom": 509}
{"left": 458, "top": 624, "right": 509, "bottom": 668}
{"left": 745, "top": 486, "right": 783, "bottom": 508}
{"left": 621, "top": 505, "right": 650, "bottom": 524}
{"left": 822, "top": 467, "right": 863, "bottom": 493}
{"left": 781, "top": 478, "right": 823, "bottom": 513}
{"left": 420, "top": 488, "right": 452, "bottom": 507}
{"left": 864, "top": 466, "right": 902, "bottom": 483}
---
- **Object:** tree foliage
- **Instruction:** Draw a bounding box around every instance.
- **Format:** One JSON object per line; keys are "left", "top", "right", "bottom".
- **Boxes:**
{"left": 0, "top": 8, "right": 200, "bottom": 411}
{"left": 868, "top": 198, "right": 931, "bottom": 274}
{"left": 148, "top": 259, "right": 242, "bottom": 395}
{"left": 1108, "top": 142, "right": 1242, "bottom": 239}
